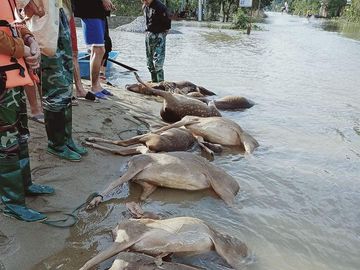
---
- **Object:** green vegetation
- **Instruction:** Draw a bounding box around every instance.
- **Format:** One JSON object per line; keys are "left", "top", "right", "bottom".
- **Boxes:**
{"left": 111, "top": 0, "right": 272, "bottom": 30}
{"left": 325, "top": 0, "right": 347, "bottom": 17}
{"left": 232, "top": 9, "right": 250, "bottom": 29}
{"left": 112, "top": 0, "right": 142, "bottom": 16}
{"left": 342, "top": 0, "right": 360, "bottom": 22}
{"left": 272, "top": 0, "right": 358, "bottom": 22}
{"left": 290, "top": 0, "right": 320, "bottom": 16}
{"left": 111, "top": 0, "right": 359, "bottom": 24}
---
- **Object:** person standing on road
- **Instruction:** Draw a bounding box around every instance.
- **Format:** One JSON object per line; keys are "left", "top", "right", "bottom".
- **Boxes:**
{"left": 72, "top": 0, "right": 115, "bottom": 99}
{"left": 142, "top": 0, "right": 171, "bottom": 83}
{"left": 1, "top": 0, "right": 54, "bottom": 222}
{"left": 26, "top": 0, "right": 88, "bottom": 161}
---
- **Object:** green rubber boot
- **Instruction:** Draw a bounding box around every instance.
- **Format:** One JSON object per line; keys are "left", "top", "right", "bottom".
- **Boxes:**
{"left": 19, "top": 141, "right": 55, "bottom": 195}
{"left": 151, "top": 72, "right": 158, "bottom": 83}
{"left": 0, "top": 155, "right": 47, "bottom": 222}
{"left": 156, "top": 69, "right": 164, "bottom": 82}
{"left": 3, "top": 204, "right": 47, "bottom": 222}
{"left": 44, "top": 109, "right": 81, "bottom": 161}
{"left": 64, "top": 106, "right": 88, "bottom": 156}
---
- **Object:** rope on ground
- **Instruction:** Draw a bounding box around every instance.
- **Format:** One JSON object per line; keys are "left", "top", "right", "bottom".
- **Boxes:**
{"left": 41, "top": 192, "right": 101, "bottom": 228}
{"left": 0, "top": 192, "right": 101, "bottom": 228}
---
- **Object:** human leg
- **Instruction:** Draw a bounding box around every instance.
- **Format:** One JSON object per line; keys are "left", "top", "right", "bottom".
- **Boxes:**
{"left": 81, "top": 18, "right": 106, "bottom": 93}
{"left": 41, "top": 9, "right": 81, "bottom": 161}
{"left": 145, "top": 32, "right": 157, "bottom": 82}
{"left": 0, "top": 87, "right": 47, "bottom": 222}
{"left": 72, "top": 47, "right": 87, "bottom": 96}
{"left": 43, "top": 108, "right": 81, "bottom": 161}
{"left": 100, "top": 17, "right": 114, "bottom": 88}
{"left": 69, "top": 15, "right": 88, "bottom": 97}
{"left": 24, "top": 84, "right": 42, "bottom": 117}
{"left": 152, "top": 33, "right": 167, "bottom": 82}
{"left": 64, "top": 105, "right": 87, "bottom": 155}
{"left": 17, "top": 89, "right": 54, "bottom": 194}
{"left": 90, "top": 46, "right": 106, "bottom": 93}
{"left": 146, "top": 32, "right": 167, "bottom": 82}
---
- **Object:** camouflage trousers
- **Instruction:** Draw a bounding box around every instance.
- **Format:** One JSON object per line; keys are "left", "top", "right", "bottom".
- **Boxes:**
{"left": 0, "top": 87, "right": 32, "bottom": 202}
{"left": 0, "top": 87, "right": 30, "bottom": 157}
{"left": 41, "top": 8, "right": 73, "bottom": 112}
{"left": 145, "top": 32, "right": 167, "bottom": 82}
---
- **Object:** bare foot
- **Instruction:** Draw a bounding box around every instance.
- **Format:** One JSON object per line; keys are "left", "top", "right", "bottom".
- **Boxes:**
{"left": 76, "top": 87, "right": 88, "bottom": 98}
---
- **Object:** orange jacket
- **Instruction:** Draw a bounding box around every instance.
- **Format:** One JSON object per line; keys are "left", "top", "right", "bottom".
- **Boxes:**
{"left": 0, "top": 0, "right": 33, "bottom": 88}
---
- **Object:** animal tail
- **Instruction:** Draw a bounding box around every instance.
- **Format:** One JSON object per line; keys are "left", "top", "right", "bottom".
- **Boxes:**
{"left": 238, "top": 131, "right": 259, "bottom": 154}
{"left": 134, "top": 72, "right": 168, "bottom": 98}
{"left": 207, "top": 170, "right": 239, "bottom": 206}
{"left": 209, "top": 227, "right": 249, "bottom": 270}
{"left": 198, "top": 86, "right": 216, "bottom": 96}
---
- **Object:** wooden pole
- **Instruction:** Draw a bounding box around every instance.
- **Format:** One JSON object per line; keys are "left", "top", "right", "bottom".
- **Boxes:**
{"left": 198, "top": 0, "right": 202, "bottom": 21}
{"left": 247, "top": 8, "right": 253, "bottom": 35}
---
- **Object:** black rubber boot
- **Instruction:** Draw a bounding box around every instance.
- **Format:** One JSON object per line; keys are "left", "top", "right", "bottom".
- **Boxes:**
{"left": 64, "top": 106, "right": 87, "bottom": 156}
{"left": 18, "top": 141, "right": 55, "bottom": 195}
{"left": 151, "top": 72, "right": 158, "bottom": 83}
{"left": 44, "top": 109, "right": 81, "bottom": 161}
{"left": 0, "top": 155, "right": 46, "bottom": 222}
{"left": 156, "top": 69, "right": 164, "bottom": 82}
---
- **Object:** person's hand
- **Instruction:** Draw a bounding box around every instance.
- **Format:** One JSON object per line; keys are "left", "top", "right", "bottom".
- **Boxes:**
{"left": 102, "top": 0, "right": 116, "bottom": 11}
{"left": 86, "top": 195, "right": 103, "bottom": 210}
{"left": 24, "top": 45, "right": 31, "bottom": 57}
{"left": 23, "top": 36, "right": 40, "bottom": 69}
{"left": 24, "top": 45, "right": 39, "bottom": 69}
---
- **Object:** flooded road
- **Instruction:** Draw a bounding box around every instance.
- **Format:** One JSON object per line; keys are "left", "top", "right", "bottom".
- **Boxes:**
{"left": 20, "top": 12, "right": 360, "bottom": 270}
{"left": 105, "top": 13, "right": 360, "bottom": 269}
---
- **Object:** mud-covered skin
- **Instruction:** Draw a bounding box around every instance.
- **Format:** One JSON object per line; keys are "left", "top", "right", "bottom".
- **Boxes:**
{"left": 85, "top": 125, "right": 220, "bottom": 157}
{"left": 213, "top": 96, "right": 255, "bottom": 110}
{"left": 126, "top": 81, "right": 216, "bottom": 96}
{"left": 87, "top": 151, "right": 240, "bottom": 209}
{"left": 132, "top": 73, "right": 221, "bottom": 123}
{"left": 80, "top": 217, "right": 249, "bottom": 270}
{"left": 126, "top": 81, "right": 254, "bottom": 111}
{"left": 151, "top": 116, "right": 259, "bottom": 154}
{"left": 109, "top": 252, "right": 201, "bottom": 270}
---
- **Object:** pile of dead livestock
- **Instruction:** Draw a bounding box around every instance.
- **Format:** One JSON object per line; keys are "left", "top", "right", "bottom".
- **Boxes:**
{"left": 80, "top": 73, "right": 258, "bottom": 270}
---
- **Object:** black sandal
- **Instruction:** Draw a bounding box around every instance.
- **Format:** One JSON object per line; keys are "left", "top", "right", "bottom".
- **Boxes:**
{"left": 84, "top": 91, "right": 96, "bottom": 101}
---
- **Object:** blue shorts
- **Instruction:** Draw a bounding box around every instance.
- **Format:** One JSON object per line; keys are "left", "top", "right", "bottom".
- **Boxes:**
{"left": 81, "top": 18, "right": 105, "bottom": 46}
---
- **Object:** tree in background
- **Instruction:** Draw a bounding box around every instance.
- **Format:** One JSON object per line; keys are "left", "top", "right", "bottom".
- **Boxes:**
{"left": 112, "top": 0, "right": 142, "bottom": 16}
{"left": 232, "top": 8, "right": 250, "bottom": 28}
{"left": 323, "top": 0, "right": 347, "bottom": 17}
{"left": 111, "top": 0, "right": 197, "bottom": 17}
{"left": 206, "top": 0, "right": 222, "bottom": 20}
{"left": 110, "top": 0, "right": 274, "bottom": 23}
{"left": 342, "top": 0, "right": 360, "bottom": 22}
{"left": 289, "top": 0, "right": 347, "bottom": 17}
{"left": 220, "top": 0, "right": 238, "bottom": 22}
{"left": 291, "top": 0, "right": 321, "bottom": 15}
